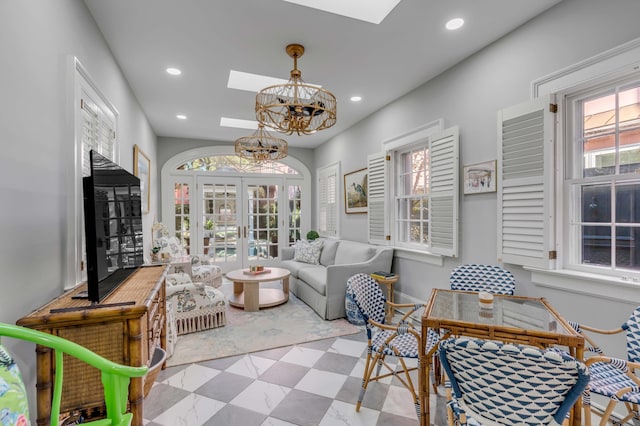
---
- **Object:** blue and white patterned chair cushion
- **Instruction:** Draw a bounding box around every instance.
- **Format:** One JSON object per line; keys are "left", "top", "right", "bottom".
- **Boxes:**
{"left": 293, "top": 239, "right": 324, "bottom": 265}
{"left": 449, "top": 263, "right": 516, "bottom": 295}
{"left": 345, "top": 274, "right": 367, "bottom": 326}
{"left": 439, "top": 337, "right": 590, "bottom": 426}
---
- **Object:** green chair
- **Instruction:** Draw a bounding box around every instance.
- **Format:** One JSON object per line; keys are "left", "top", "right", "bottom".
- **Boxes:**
{"left": 0, "top": 322, "right": 148, "bottom": 426}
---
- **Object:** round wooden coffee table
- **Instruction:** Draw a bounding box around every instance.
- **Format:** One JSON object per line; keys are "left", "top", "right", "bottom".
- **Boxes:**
{"left": 226, "top": 267, "right": 291, "bottom": 312}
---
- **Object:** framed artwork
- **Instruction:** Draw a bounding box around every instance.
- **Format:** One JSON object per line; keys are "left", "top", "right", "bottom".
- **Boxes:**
{"left": 344, "top": 168, "right": 368, "bottom": 214}
{"left": 133, "top": 144, "right": 151, "bottom": 214}
{"left": 463, "top": 160, "right": 497, "bottom": 194}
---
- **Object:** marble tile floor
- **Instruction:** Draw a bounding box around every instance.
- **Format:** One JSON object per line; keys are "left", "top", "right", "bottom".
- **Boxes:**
{"left": 143, "top": 331, "right": 449, "bottom": 426}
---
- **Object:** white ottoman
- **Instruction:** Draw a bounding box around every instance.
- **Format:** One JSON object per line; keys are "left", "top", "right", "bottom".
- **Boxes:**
{"left": 166, "top": 273, "right": 227, "bottom": 336}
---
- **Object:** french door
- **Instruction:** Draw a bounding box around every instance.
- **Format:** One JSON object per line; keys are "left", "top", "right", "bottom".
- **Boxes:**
{"left": 194, "top": 176, "right": 291, "bottom": 272}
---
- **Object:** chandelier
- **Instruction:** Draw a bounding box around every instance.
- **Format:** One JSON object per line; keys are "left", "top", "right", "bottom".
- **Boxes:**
{"left": 256, "top": 44, "right": 336, "bottom": 135}
{"left": 234, "top": 123, "right": 288, "bottom": 163}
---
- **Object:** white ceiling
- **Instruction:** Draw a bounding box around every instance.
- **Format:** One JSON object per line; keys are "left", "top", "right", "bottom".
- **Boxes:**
{"left": 84, "top": 0, "right": 562, "bottom": 148}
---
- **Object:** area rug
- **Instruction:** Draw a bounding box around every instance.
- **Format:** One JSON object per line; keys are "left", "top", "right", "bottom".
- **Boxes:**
{"left": 166, "top": 281, "right": 362, "bottom": 366}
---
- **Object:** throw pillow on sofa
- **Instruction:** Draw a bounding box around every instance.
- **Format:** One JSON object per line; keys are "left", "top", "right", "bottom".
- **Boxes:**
{"left": 293, "top": 239, "right": 324, "bottom": 264}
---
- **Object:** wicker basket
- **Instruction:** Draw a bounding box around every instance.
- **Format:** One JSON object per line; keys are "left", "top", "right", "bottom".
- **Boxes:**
{"left": 144, "top": 346, "right": 167, "bottom": 398}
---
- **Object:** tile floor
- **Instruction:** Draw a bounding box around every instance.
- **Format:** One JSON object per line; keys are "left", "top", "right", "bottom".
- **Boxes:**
{"left": 143, "top": 331, "right": 448, "bottom": 426}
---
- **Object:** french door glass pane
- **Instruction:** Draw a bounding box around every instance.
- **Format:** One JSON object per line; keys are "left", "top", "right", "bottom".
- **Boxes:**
{"left": 288, "top": 185, "right": 301, "bottom": 245}
{"left": 247, "top": 184, "right": 279, "bottom": 261}
{"left": 201, "top": 183, "right": 238, "bottom": 262}
{"left": 173, "top": 183, "right": 190, "bottom": 253}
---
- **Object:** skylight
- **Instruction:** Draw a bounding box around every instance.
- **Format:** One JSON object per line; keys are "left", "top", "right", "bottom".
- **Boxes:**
{"left": 282, "top": 0, "right": 402, "bottom": 24}
{"left": 220, "top": 117, "right": 258, "bottom": 130}
{"left": 227, "top": 70, "right": 288, "bottom": 93}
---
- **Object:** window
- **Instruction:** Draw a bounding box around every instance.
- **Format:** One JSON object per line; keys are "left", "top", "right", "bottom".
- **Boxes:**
{"left": 317, "top": 162, "right": 339, "bottom": 238}
{"left": 498, "top": 44, "right": 640, "bottom": 280}
{"left": 369, "top": 124, "right": 459, "bottom": 257}
{"left": 68, "top": 58, "right": 118, "bottom": 288}
{"left": 566, "top": 79, "right": 640, "bottom": 275}
{"left": 396, "top": 144, "right": 430, "bottom": 246}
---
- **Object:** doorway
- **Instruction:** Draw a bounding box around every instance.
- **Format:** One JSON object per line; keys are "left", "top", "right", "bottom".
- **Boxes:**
{"left": 161, "top": 148, "right": 309, "bottom": 273}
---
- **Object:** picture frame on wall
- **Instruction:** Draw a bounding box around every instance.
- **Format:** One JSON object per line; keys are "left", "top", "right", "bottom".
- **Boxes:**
{"left": 463, "top": 160, "right": 497, "bottom": 195}
{"left": 344, "top": 168, "right": 368, "bottom": 214}
{"left": 133, "top": 144, "right": 151, "bottom": 214}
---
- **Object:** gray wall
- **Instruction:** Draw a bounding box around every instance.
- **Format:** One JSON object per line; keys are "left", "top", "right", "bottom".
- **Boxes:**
{"left": 315, "top": 0, "right": 640, "bottom": 357}
{"left": 0, "top": 0, "right": 157, "bottom": 411}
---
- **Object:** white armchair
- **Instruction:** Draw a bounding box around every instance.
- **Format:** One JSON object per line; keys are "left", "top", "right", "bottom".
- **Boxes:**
{"left": 155, "top": 235, "right": 222, "bottom": 288}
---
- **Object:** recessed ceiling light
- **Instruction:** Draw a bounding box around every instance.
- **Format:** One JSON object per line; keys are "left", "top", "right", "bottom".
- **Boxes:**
{"left": 282, "top": 0, "right": 402, "bottom": 24}
{"left": 220, "top": 117, "right": 259, "bottom": 130}
{"left": 176, "top": 114, "right": 187, "bottom": 120}
{"left": 350, "top": 96, "right": 362, "bottom": 102}
{"left": 446, "top": 18, "right": 464, "bottom": 30}
{"left": 166, "top": 67, "right": 182, "bottom": 76}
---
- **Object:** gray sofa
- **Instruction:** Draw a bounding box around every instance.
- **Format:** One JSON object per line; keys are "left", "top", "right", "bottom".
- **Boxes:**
{"left": 279, "top": 239, "right": 394, "bottom": 320}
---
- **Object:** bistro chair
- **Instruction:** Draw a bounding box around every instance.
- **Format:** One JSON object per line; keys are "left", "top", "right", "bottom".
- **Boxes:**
{"left": 439, "top": 336, "right": 590, "bottom": 426}
{"left": 0, "top": 322, "right": 148, "bottom": 426}
{"left": 449, "top": 263, "right": 516, "bottom": 295}
{"left": 569, "top": 307, "right": 640, "bottom": 426}
{"left": 347, "top": 273, "right": 439, "bottom": 419}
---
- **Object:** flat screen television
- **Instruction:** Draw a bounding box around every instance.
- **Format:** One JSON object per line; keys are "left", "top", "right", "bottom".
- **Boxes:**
{"left": 81, "top": 150, "right": 144, "bottom": 303}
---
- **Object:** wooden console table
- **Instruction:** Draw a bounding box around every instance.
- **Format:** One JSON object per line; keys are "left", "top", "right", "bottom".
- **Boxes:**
{"left": 16, "top": 265, "right": 167, "bottom": 426}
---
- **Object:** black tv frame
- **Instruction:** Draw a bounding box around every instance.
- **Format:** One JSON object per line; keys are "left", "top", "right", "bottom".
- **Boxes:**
{"left": 81, "top": 150, "right": 144, "bottom": 303}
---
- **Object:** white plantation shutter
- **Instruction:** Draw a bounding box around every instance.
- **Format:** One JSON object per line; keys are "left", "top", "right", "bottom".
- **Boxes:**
{"left": 368, "top": 152, "right": 388, "bottom": 245}
{"left": 318, "top": 163, "right": 338, "bottom": 237}
{"left": 498, "top": 96, "right": 556, "bottom": 268}
{"left": 429, "top": 127, "right": 459, "bottom": 257}
{"left": 80, "top": 90, "right": 116, "bottom": 176}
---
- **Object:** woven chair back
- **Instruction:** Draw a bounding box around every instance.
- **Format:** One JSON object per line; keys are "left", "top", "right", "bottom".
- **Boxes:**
{"left": 439, "top": 337, "right": 589, "bottom": 425}
{"left": 348, "top": 273, "right": 387, "bottom": 325}
{"left": 623, "top": 306, "right": 640, "bottom": 363}
{"left": 449, "top": 263, "right": 516, "bottom": 295}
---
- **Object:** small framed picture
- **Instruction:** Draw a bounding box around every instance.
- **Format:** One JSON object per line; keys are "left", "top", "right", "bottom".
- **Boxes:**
{"left": 463, "top": 160, "right": 497, "bottom": 194}
{"left": 344, "top": 168, "right": 368, "bottom": 214}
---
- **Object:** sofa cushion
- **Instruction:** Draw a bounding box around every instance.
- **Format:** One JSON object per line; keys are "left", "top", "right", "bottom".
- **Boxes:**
{"left": 319, "top": 239, "right": 339, "bottom": 266}
{"left": 334, "top": 241, "right": 375, "bottom": 265}
{"left": 279, "top": 259, "right": 306, "bottom": 278}
{"left": 293, "top": 239, "right": 323, "bottom": 264}
{"left": 298, "top": 265, "right": 328, "bottom": 296}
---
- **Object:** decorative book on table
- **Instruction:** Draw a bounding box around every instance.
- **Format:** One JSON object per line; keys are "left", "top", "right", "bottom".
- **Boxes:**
{"left": 371, "top": 271, "right": 396, "bottom": 279}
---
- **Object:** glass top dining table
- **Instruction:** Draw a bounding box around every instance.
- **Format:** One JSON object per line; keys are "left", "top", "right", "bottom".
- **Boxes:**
{"left": 418, "top": 289, "right": 585, "bottom": 426}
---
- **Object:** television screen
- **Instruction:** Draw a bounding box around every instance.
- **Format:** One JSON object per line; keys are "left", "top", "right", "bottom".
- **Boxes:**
{"left": 82, "top": 150, "right": 144, "bottom": 303}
